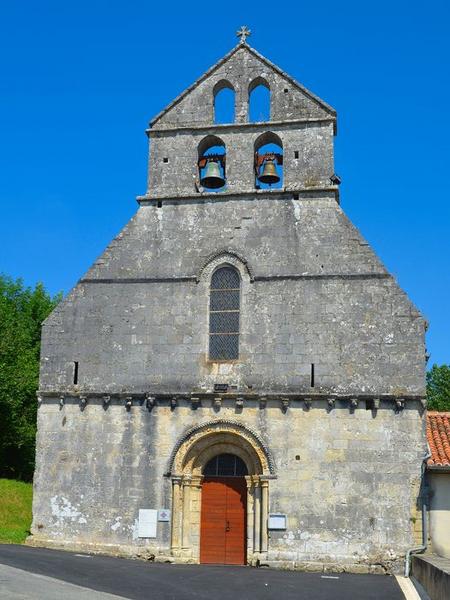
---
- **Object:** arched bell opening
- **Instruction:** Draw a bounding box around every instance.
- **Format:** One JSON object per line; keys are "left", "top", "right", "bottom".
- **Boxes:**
{"left": 254, "top": 131, "right": 283, "bottom": 189}
{"left": 248, "top": 77, "right": 271, "bottom": 122}
{"left": 198, "top": 135, "right": 226, "bottom": 192}
{"left": 169, "top": 422, "right": 274, "bottom": 565}
{"left": 213, "top": 80, "right": 235, "bottom": 124}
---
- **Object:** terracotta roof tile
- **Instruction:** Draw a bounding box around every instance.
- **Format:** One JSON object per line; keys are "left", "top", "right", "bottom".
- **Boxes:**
{"left": 426, "top": 412, "right": 450, "bottom": 467}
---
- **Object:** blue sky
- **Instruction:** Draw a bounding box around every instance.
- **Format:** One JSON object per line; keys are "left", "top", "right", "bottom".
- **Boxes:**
{"left": 0, "top": 1, "right": 449, "bottom": 365}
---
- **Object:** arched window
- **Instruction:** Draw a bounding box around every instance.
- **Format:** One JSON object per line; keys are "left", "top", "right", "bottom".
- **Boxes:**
{"left": 203, "top": 454, "right": 248, "bottom": 477}
{"left": 209, "top": 266, "right": 240, "bottom": 361}
{"left": 198, "top": 135, "right": 226, "bottom": 192}
{"left": 214, "top": 80, "right": 235, "bottom": 124}
{"left": 254, "top": 131, "right": 283, "bottom": 189}
{"left": 248, "top": 77, "right": 270, "bottom": 122}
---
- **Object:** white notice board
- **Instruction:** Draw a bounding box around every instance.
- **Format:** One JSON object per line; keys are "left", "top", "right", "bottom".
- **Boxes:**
{"left": 138, "top": 509, "right": 157, "bottom": 538}
{"left": 268, "top": 513, "right": 287, "bottom": 530}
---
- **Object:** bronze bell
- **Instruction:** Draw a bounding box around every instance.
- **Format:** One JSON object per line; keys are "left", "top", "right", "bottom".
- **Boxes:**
{"left": 258, "top": 159, "right": 280, "bottom": 185}
{"left": 200, "top": 160, "right": 225, "bottom": 189}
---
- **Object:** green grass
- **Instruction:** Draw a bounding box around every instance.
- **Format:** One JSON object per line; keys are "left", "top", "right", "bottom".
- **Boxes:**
{"left": 0, "top": 479, "right": 33, "bottom": 543}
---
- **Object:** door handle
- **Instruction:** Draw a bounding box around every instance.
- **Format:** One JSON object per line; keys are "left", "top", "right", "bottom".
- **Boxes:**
{"left": 225, "top": 520, "right": 230, "bottom": 532}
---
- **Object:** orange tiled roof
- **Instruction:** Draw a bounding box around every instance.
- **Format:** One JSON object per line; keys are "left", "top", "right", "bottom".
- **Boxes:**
{"left": 426, "top": 412, "right": 450, "bottom": 467}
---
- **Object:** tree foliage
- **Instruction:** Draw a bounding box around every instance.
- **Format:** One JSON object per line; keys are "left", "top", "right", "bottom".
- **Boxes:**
{"left": 0, "top": 275, "right": 60, "bottom": 481}
{"left": 426, "top": 364, "right": 450, "bottom": 412}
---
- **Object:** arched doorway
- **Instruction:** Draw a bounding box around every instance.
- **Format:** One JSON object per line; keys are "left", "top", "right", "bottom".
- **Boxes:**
{"left": 168, "top": 420, "right": 275, "bottom": 565}
{"left": 200, "top": 454, "right": 248, "bottom": 564}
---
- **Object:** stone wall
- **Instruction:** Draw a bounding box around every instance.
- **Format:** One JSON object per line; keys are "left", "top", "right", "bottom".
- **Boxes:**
{"left": 39, "top": 197, "right": 425, "bottom": 397}
{"left": 31, "top": 400, "right": 424, "bottom": 573}
{"left": 150, "top": 45, "right": 334, "bottom": 130}
{"left": 148, "top": 122, "right": 334, "bottom": 199}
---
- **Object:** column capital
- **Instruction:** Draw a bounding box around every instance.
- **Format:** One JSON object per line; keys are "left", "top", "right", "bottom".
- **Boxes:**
{"left": 190, "top": 475, "right": 203, "bottom": 488}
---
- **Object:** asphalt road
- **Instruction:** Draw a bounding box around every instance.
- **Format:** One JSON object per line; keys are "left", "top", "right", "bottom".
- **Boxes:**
{"left": 0, "top": 544, "right": 406, "bottom": 600}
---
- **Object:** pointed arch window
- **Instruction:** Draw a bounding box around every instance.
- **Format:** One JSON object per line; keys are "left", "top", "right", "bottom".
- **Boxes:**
{"left": 209, "top": 266, "right": 240, "bottom": 361}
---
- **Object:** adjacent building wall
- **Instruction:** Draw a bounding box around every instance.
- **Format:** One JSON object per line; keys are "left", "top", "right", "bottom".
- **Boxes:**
{"left": 429, "top": 471, "right": 450, "bottom": 558}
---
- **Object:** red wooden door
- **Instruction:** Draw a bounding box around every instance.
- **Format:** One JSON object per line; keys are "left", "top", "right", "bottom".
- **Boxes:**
{"left": 200, "top": 477, "right": 247, "bottom": 565}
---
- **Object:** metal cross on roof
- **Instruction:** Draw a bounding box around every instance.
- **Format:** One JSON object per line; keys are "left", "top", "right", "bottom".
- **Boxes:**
{"left": 236, "top": 25, "right": 251, "bottom": 43}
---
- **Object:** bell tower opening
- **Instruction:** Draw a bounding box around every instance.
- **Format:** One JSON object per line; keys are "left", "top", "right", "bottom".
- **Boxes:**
{"left": 213, "top": 80, "right": 235, "bottom": 124}
{"left": 254, "top": 131, "right": 283, "bottom": 189}
{"left": 248, "top": 77, "right": 270, "bottom": 122}
{"left": 198, "top": 135, "right": 227, "bottom": 192}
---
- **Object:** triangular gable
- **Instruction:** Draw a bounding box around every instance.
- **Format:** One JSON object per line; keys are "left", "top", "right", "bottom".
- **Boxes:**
{"left": 150, "top": 42, "right": 335, "bottom": 128}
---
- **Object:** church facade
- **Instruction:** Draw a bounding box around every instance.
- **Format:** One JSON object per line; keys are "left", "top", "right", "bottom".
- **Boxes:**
{"left": 31, "top": 32, "right": 427, "bottom": 573}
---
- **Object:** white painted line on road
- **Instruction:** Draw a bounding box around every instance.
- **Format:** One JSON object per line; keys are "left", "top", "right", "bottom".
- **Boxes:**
{"left": 395, "top": 576, "right": 422, "bottom": 600}
{"left": 321, "top": 575, "right": 339, "bottom": 579}
{"left": 74, "top": 554, "right": 92, "bottom": 558}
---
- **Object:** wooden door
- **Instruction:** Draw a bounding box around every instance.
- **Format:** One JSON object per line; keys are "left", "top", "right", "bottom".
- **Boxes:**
{"left": 200, "top": 477, "right": 247, "bottom": 565}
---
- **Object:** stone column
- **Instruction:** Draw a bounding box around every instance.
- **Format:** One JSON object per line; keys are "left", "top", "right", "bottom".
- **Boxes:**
{"left": 190, "top": 475, "right": 203, "bottom": 561}
{"left": 181, "top": 476, "right": 192, "bottom": 550}
{"left": 245, "top": 476, "right": 254, "bottom": 557}
{"left": 235, "top": 83, "right": 248, "bottom": 124}
{"left": 171, "top": 476, "right": 182, "bottom": 552}
{"left": 253, "top": 477, "right": 261, "bottom": 554}
{"left": 260, "top": 479, "right": 269, "bottom": 553}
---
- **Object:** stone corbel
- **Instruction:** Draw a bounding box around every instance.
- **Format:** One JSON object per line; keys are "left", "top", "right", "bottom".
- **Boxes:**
{"left": 37, "top": 395, "right": 43, "bottom": 406}
{"left": 236, "top": 397, "right": 244, "bottom": 409}
{"left": 213, "top": 397, "right": 222, "bottom": 410}
{"left": 304, "top": 397, "right": 312, "bottom": 409}
{"left": 395, "top": 398, "right": 405, "bottom": 411}
{"left": 327, "top": 397, "right": 335, "bottom": 409}
{"left": 59, "top": 395, "right": 65, "bottom": 408}
{"left": 170, "top": 397, "right": 178, "bottom": 410}
{"left": 280, "top": 398, "right": 289, "bottom": 413}
{"left": 259, "top": 396, "right": 267, "bottom": 409}
{"left": 79, "top": 395, "right": 87, "bottom": 410}
{"left": 373, "top": 398, "right": 380, "bottom": 410}
{"left": 102, "top": 395, "right": 111, "bottom": 408}
{"left": 146, "top": 394, "right": 156, "bottom": 410}
{"left": 191, "top": 396, "right": 201, "bottom": 410}
{"left": 420, "top": 398, "right": 427, "bottom": 409}
{"left": 350, "top": 398, "right": 358, "bottom": 409}
{"left": 125, "top": 396, "right": 132, "bottom": 410}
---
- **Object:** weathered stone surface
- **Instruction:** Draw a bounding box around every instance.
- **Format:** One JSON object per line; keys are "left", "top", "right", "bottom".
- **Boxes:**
{"left": 32, "top": 402, "right": 424, "bottom": 572}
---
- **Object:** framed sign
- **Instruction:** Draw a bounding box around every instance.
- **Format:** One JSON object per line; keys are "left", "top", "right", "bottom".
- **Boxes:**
{"left": 268, "top": 513, "right": 287, "bottom": 530}
{"left": 158, "top": 509, "right": 171, "bottom": 522}
{"left": 138, "top": 509, "right": 157, "bottom": 538}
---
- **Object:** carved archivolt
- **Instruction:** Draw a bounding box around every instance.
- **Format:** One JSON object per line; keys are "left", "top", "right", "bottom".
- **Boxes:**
{"left": 196, "top": 250, "right": 254, "bottom": 283}
{"left": 167, "top": 419, "right": 275, "bottom": 476}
